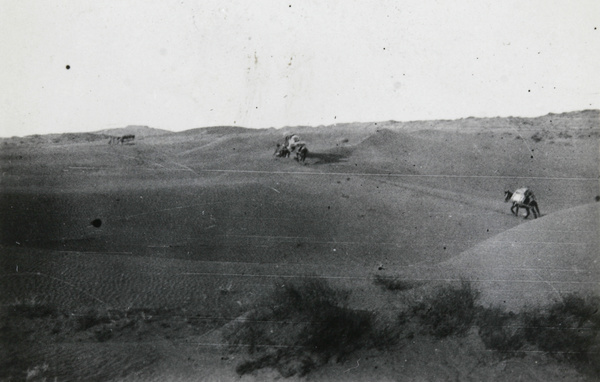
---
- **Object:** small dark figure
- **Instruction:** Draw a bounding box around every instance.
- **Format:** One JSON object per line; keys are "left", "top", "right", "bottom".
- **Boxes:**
{"left": 273, "top": 143, "right": 290, "bottom": 158}
{"left": 295, "top": 145, "right": 308, "bottom": 162}
{"left": 109, "top": 135, "right": 135, "bottom": 145}
{"left": 120, "top": 134, "right": 135, "bottom": 144}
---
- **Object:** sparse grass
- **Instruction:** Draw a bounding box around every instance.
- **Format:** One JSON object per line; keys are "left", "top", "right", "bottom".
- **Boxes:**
{"left": 223, "top": 278, "right": 374, "bottom": 377}
{"left": 412, "top": 280, "right": 480, "bottom": 338}
{"left": 1, "top": 302, "right": 214, "bottom": 345}
{"left": 7, "top": 298, "right": 58, "bottom": 319}
{"left": 4, "top": 282, "right": 599, "bottom": 379}
{"left": 223, "top": 276, "right": 600, "bottom": 377}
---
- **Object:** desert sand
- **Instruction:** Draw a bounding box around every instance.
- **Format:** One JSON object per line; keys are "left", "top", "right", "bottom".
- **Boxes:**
{"left": 1, "top": 110, "right": 598, "bottom": 381}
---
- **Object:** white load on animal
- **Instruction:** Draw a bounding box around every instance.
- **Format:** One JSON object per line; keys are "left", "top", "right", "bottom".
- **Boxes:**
{"left": 510, "top": 188, "right": 536, "bottom": 204}
{"left": 505, "top": 187, "right": 540, "bottom": 218}
{"left": 510, "top": 188, "right": 529, "bottom": 204}
{"left": 284, "top": 134, "right": 302, "bottom": 151}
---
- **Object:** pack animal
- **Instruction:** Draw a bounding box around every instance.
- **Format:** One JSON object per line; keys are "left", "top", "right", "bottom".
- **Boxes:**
{"left": 295, "top": 144, "right": 308, "bottom": 162}
{"left": 284, "top": 134, "right": 301, "bottom": 152}
{"left": 504, "top": 188, "right": 540, "bottom": 219}
{"left": 109, "top": 135, "right": 135, "bottom": 145}
{"left": 120, "top": 134, "right": 135, "bottom": 144}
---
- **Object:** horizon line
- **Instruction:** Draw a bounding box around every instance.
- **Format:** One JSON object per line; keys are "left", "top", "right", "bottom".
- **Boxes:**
{"left": 2, "top": 108, "right": 598, "bottom": 139}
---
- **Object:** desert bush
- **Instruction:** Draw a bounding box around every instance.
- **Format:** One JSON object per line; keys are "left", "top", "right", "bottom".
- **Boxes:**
{"left": 523, "top": 294, "right": 600, "bottom": 363}
{"left": 477, "top": 306, "right": 525, "bottom": 355}
{"left": 558, "top": 131, "right": 572, "bottom": 139}
{"left": 76, "top": 309, "right": 111, "bottom": 331}
{"left": 412, "top": 280, "right": 480, "bottom": 338}
{"left": 223, "top": 278, "right": 373, "bottom": 377}
{"left": 531, "top": 132, "right": 544, "bottom": 142}
{"left": 373, "top": 274, "right": 424, "bottom": 292}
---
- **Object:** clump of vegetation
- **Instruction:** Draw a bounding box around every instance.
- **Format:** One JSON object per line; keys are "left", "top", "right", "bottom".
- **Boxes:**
{"left": 373, "top": 274, "right": 424, "bottom": 292}
{"left": 223, "top": 278, "right": 373, "bottom": 377}
{"left": 223, "top": 274, "right": 600, "bottom": 377}
{"left": 412, "top": 280, "right": 480, "bottom": 338}
{"left": 558, "top": 131, "right": 573, "bottom": 139}
{"left": 477, "top": 306, "right": 525, "bottom": 355}
{"left": 5, "top": 281, "right": 599, "bottom": 379}
{"left": 531, "top": 132, "right": 544, "bottom": 142}
{"left": 522, "top": 294, "right": 600, "bottom": 364}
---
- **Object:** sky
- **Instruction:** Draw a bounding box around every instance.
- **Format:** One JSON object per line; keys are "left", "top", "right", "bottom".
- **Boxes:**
{"left": 1, "top": 0, "right": 599, "bottom": 137}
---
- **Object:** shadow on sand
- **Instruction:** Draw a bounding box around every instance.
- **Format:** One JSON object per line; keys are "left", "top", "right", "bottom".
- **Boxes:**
{"left": 308, "top": 152, "right": 350, "bottom": 165}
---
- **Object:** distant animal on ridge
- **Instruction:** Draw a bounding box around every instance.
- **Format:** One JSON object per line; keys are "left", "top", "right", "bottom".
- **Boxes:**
{"left": 108, "top": 135, "right": 135, "bottom": 145}
{"left": 504, "top": 188, "right": 540, "bottom": 219}
{"left": 120, "top": 134, "right": 135, "bottom": 144}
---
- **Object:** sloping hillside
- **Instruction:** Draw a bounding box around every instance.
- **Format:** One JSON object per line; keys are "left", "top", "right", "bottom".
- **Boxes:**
{"left": 1, "top": 110, "right": 598, "bottom": 381}
{"left": 442, "top": 203, "right": 600, "bottom": 311}
{"left": 96, "top": 125, "right": 171, "bottom": 137}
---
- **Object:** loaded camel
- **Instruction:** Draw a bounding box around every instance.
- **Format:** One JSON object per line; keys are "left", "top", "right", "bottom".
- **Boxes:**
{"left": 273, "top": 134, "right": 308, "bottom": 162}
{"left": 504, "top": 188, "right": 541, "bottom": 219}
{"left": 295, "top": 144, "right": 308, "bottom": 162}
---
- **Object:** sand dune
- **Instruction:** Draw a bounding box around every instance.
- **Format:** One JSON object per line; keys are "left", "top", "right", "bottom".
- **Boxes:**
{"left": 443, "top": 202, "right": 600, "bottom": 311}
{"left": 1, "top": 111, "right": 598, "bottom": 380}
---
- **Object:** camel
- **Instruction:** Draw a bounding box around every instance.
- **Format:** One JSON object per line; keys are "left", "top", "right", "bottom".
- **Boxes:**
{"left": 284, "top": 134, "right": 301, "bottom": 151}
{"left": 295, "top": 144, "right": 308, "bottom": 162}
{"left": 274, "top": 134, "right": 308, "bottom": 163}
{"left": 504, "top": 188, "right": 540, "bottom": 219}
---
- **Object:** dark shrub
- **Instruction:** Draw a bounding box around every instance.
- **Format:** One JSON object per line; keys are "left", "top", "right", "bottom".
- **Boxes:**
{"left": 412, "top": 280, "right": 480, "bottom": 338}
{"left": 523, "top": 294, "right": 600, "bottom": 363}
{"left": 224, "top": 278, "right": 373, "bottom": 377}
{"left": 531, "top": 132, "right": 543, "bottom": 142}
{"left": 477, "top": 306, "right": 525, "bottom": 355}
{"left": 558, "top": 131, "right": 572, "bottom": 139}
